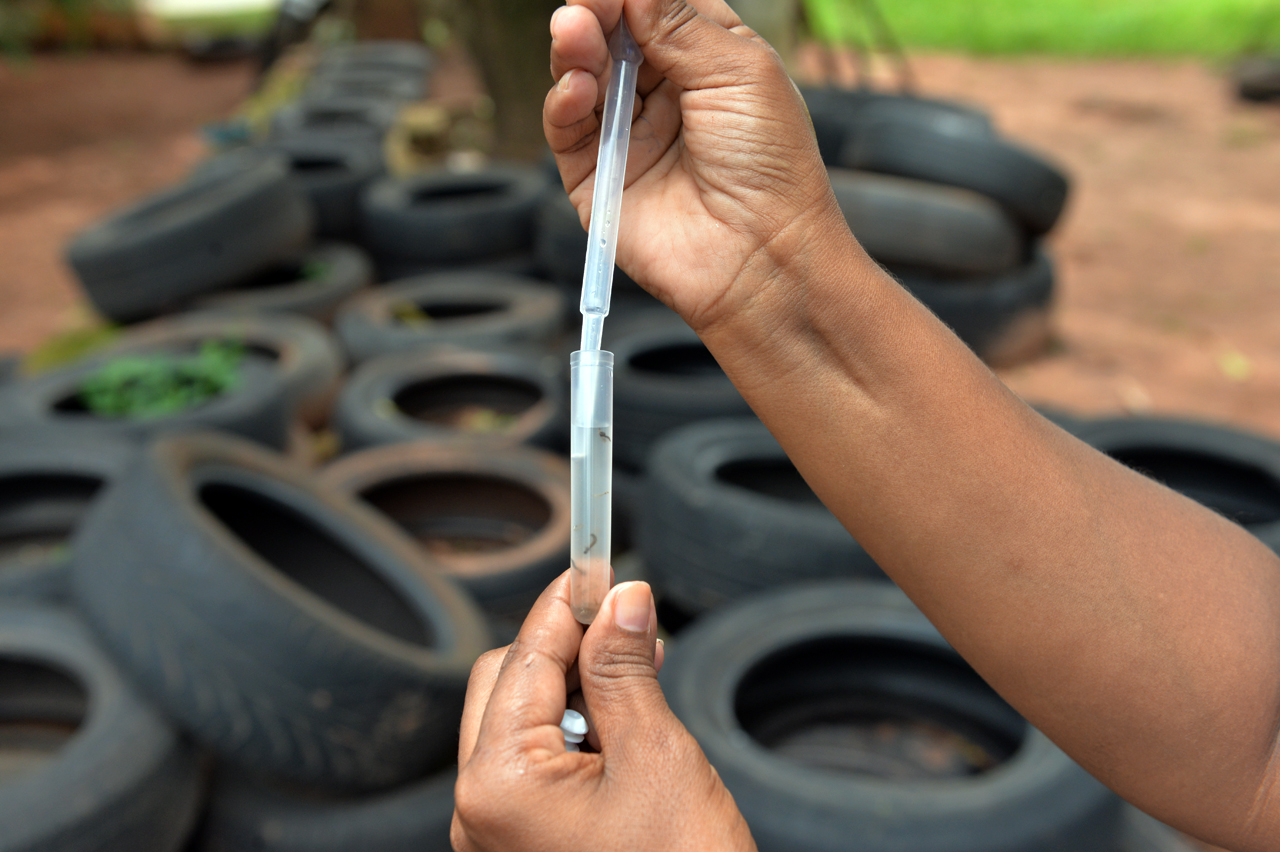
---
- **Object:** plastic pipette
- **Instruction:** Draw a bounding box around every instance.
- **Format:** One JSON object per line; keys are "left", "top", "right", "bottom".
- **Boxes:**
{"left": 569, "top": 18, "right": 641, "bottom": 625}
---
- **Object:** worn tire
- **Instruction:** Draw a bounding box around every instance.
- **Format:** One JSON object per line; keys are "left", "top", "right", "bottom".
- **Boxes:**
{"left": 801, "top": 87, "right": 994, "bottom": 165}
{"left": 193, "top": 242, "right": 374, "bottom": 324}
{"left": 642, "top": 419, "right": 882, "bottom": 614}
{"left": 376, "top": 250, "right": 545, "bottom": 284}
{"left": 830, "top": 169, "right": 1023, "bottom": 275}
{"left": 266, "top": 134, "right": 385, "bottom": 240}
{"left": 101, "top": 311, "right": 346, "bottom": 428}
{"left": 360, "top": 167, "right": 548, "bottom": 271}
{"left": 1071, "top": 416, "right": 1280, "bottom": 554}
{"left": 609, "top": 315, "right": 754, "bottom": 469}
{"left": 322, "top": 442, "right": 570, "bottom": 622}
{"left": 0, "top": 353, "right": 292, "bottom": 450}
{"left": 306, "top": 70, "right": 425, "bottom": 103}
{"left": 70, "top": 431, "right": 491, "bottom": 789}
{"left": 198, "top": 766, "right": 454, "bottom": 852}
{"left": 270, "top": 96, "right": 401, "bottom": 144}
{"left": 660, "top": 581, "right": 1123, "bottom": 852}
{"left": 888, "top": 246, "right": 1056, "bottom": 367}
{"left": 0, "top": 605, "right": 203, "bottom": 852}
{"left": 841, "top": 122, "right": 1070, "bottom": 235}
{"left": 0, "top": 430, "right": 137, "bottom": 601}
{"left": 317, "top": 41, "right": 434, "bottom": 79}
{"left": 335, "top": 272, "right": 563, "bottom": 364}
{"left": 66, "top": 149, "right": 313, "bottom": 323}
{"left": 334, "top": 349, "right": 566, "bottom": 454}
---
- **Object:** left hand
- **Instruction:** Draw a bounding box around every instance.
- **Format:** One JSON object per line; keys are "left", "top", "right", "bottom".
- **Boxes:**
{"left": 451, "top": 574, "right": 757, "bottom": 852}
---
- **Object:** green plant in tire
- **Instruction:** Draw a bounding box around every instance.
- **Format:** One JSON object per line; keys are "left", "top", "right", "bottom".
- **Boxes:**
{"left": 78, "top": 340, "right": 245, "bottom": 419}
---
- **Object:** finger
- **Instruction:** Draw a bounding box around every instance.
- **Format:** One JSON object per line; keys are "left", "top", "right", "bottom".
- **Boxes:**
{"left": 550, "top": 3, "right": 610, "bottom": 84}
{"left": 564, "top": 635, "right": 661, "bottom": 753}
{"left": 458, "top": 646, "right": 507, "bottom": 768}
{"left": 578, "top": 581, "right": 677, "bottom": 767}
{"left": 473, "top": 573, "right": 585, "bottom": 759}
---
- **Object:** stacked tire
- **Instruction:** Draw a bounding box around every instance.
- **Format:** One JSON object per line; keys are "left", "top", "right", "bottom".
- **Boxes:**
{"left": 804, "top": 87, "right": 1069, "bottom": 366}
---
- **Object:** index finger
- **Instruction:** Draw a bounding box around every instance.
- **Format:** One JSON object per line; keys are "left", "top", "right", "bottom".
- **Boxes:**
{"left": 471, "top": 573, "right": 586, "bottom": 762}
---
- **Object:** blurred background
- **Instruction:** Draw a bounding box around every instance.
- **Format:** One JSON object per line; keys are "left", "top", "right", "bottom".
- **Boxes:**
{"left": 1, "top": 0, "right": 1279, "bottom": 436}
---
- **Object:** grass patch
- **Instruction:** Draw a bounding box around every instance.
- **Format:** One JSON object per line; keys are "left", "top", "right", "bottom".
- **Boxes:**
{"left": 804, "top": 0, "right": 1280, "bottom": 57}
{"left": 78, "top": 340, "right": 244, "bottom": 419}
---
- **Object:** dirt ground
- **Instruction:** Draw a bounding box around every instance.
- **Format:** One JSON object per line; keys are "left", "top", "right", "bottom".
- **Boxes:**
{"left": 1, "top": 48, "right": 1278, "bottom": 448}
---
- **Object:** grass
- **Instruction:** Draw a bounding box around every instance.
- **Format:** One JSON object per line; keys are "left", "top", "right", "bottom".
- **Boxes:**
{"left": 804, "top": 0, "right": 1280, "bottom": 57}
{"left": 78, "top": 340, "right": 244, "bottom": 419}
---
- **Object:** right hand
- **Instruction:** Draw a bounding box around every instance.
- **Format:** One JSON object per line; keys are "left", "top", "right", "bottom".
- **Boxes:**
{"left": 545, "top": 0, "right": 856, "bottom": 333}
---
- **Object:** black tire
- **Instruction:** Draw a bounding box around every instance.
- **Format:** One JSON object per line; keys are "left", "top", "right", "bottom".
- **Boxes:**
{"left": 609, "top": 315, "right": 754, "bottom": 469}
{"left": 193, "top": 242, "right": 374, "bottom": 324}
{"left": 0, "top": 605, "right": 203, "bottom": 852}
{"left": 198, "top": 766, "right": 454, "bottom": 852}
{"left": 377, "top": 250, "right": 544, "bottom": 284}
{"left": 66, "top": 149, "right": 313, "bottom": 323}
{"left": 307, "top": 70, "right": 425, "bottom": 103}
{"left": 1071, "top": 416, "right": 1280, "bottom": 554}
{"left": 317, "top": 41, "right": 434, "bottom": 79}
{"left": 887, "top": 246, "right": 1056, "bottom": 367}
{"left": 360, "top": 166, "right": 549, "bottom": 270}
{"left": 533, "top": 188, "right": 647, "bottom": 297}
{"left": 0, "top": 353, "right": 292, "bottom": 450}
{"left": 334, "top": 349, "right": 567, "bottom": 454}
{"left": 322, "top": 441, "right": 570, "bottom": 622}
{"left": 841, "top": 122, "right": 1070, "bottom": 235}
{"left": 1233, "top": 56, "right": 1280, "bottom": 102}
{"left": 100, "top": 311, "right": 346, "bottom": 428}
{"left": 801, "top": 87, "right": 994, "bottom": 166}
{"left": 270, "top": 96, "right": 401, "bottom": 144}
{"left": 642, "top": 419, "right": 882, "bottom": 615}
{"left": 266, "top": 134, "right": 385, "bottom": 240}
{"left": 334, "top": 272, "right": 563, "bottom": 364}
{"left": 69, "top": 431, "right": 491, "bottom": 789}
{"left": 0, "top": 430, "right": 137, "bottom": 602}
{"left": 659, "top": 581, "right": 1123, "bottom": 852}
{"left": 830, "top": 168, "right": 1023, "bottom": 276}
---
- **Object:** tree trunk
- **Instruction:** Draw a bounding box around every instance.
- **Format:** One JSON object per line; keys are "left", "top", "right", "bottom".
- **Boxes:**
{"left": 352, "top": 0, "right": 421, "bottom": 41}
{"left": 455, "top": 0, "right": 562, "bottom": 162}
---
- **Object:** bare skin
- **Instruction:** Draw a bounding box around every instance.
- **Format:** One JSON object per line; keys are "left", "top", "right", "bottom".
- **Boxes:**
{"left": 452, "top": 1, "right": 1280, "bottom": 850}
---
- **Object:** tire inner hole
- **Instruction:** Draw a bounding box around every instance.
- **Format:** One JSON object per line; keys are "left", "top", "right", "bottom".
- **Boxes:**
{"left": 1107, "top": 448, "right": 1280, "bottom": 528}
{"left": 0, "top": 659, "right": 88, "bottom": 784}
{"left": 0, "top": 474, "right": 101, "bottom": 565}
{"left": 414, "top": 300, "right": 505, "bottom": 321}
{"left": 715, "top": 459, "right": 824, "bottom": 506}
{"left": 231, "top": 262, "right": 308, "bottom": 290}
{"left": 392, "top": 375, "right": 542, "bottom": 433}
{"left": 413, "top": 179, "right": 509, "bottom": 202}
{"left": 290, "top": 156, "right": 347, "bottom": 175}
{"left": 200, "top": 481, "right": 432, "bottom": 647}
{"left": 736, "top": 637, "right": 1025, "bottom": 781}
{"left": 361, "top": 473, "right": 552, "bottom": 561}
{"left": 629, "top": 343, "right": 726, "bottom": 378}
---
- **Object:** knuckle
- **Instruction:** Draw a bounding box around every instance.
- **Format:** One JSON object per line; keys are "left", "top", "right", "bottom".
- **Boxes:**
{"left": 656, "top": 0, "right": 700, "bottom": 43}
{"left": 453, "top": 766, "right": 495, "bottom": 827}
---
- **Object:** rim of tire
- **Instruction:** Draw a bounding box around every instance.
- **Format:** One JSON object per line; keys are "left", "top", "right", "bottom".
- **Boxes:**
{"left": 0, "top": 605, "right": 202, "bottom": 851}
{"left": 334, "top": 348, "right": 566, "bottom": 453}
{"left": 322, "top": 441, "right": 570, "bottom": 620}
{"left": 661, "top": 581, "right": 1122, "bottom": 852}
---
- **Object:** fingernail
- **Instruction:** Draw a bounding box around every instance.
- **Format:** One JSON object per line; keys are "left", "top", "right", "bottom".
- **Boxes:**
{"left": 550, "top": 6, "right": 566, "bottom": 37}
{"left": 613, "top": 582, "right": 652, "bottom": 633}
{"left": 558, "top": 69, "right": 574, "bottom": 92}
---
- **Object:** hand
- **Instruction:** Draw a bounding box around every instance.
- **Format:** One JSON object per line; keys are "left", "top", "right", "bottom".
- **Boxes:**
{"left": 451, "top": 575, "right": 757, "bottom": 852}
{"left": 545, "top": 0, "right": 854, "bottom": 332}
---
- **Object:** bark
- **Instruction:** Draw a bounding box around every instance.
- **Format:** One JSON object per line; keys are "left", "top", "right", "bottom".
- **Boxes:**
{"left": 454, "top": 0, "right": 562, "bottom": 162}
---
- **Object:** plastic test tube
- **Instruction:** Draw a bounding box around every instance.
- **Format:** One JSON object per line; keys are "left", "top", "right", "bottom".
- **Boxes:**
{"left": 569, "top": 18, "right": 641, "bottom": 624}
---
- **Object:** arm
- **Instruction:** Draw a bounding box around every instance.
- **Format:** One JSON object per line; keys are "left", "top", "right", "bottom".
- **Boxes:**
{"left": 545, "top": 0, "right": 1280, "bottom": 847}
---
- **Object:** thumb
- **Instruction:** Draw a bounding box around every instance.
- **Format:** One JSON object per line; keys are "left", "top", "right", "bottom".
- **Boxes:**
{"left": 578, "top": 581, "right": 673, "bottom": 758}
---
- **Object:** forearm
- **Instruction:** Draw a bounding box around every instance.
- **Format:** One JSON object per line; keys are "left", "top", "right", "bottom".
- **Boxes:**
{"left": 697, "top": 218, "right": 1280, "bottom": 848}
